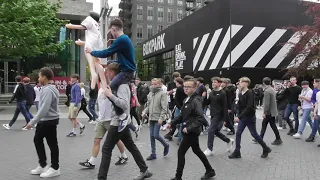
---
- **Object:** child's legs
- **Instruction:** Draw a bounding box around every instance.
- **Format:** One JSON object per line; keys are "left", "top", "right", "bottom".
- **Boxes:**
{"left": 110, "top": 71, "right": 135, "bottom": 91}
{"left": 85, "top": 53, "right": 98, "bottom": 89}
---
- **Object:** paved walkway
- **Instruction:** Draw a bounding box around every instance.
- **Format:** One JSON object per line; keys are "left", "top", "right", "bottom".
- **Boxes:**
{"left": 1, "top": 106, "right": 320, "bottom": 180}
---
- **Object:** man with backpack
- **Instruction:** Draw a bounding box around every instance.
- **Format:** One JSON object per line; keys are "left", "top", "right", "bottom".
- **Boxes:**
{"left": 136, "top": 78, "right": 150, "bottom": 123}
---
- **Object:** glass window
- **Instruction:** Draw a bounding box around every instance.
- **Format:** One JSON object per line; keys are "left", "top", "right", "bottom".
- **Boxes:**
{"left": 158, "top": 0, "right": 164, "bottom": 3}
{"left": 137, "top": 24, "right": 143, "bottom": 39}
{"left": 177, "top": 0, "right": 183, "bottom": 6}
{"left": 137, "top": 5, "right": 143, "bottom": 21}
{"left": 168, "top": 0, "right": 174, "bottom": 5}
{"left": 147, "top": 6, "right": 154, "bottom": 21}
{"left": 157, "top": 7, "right": 164, "bottom": 22}
{"left": 147, "top": 24, "right": 153, "bottom": 38}
{"left": 157, "top": 25, "right": 163, "bottom": 32}
{"left": 177, "top": 9, "right": 183, "bottom": 21}
{"left": 147, "top": 0, "right": 154, "bottom": 2}
{"left": 167, "top": 8, "right": 174, "bottom": 22}
{"left": 196, "top": 0, "right": 202, "bottom": 6}
{"left": 186, "top": 2, "right": 193, "bottom": 8}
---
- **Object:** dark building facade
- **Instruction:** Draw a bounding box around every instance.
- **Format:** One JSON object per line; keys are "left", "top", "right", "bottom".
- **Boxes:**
{"left": 141, "top": 0, "right": 314, "bottom": 85}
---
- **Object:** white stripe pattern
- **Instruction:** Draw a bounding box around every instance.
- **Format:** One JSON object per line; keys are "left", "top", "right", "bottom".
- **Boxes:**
{"left": 222, "top": 27, "right": 265, "bottom": 68}
{"left": 243, "top": 29, "right": 287, "bottom": 67}
{"left": 209, "top": 25, "right": 243, "bottom": 70}
{"left": 193, "top": 37, "right": 199, "bottom": 49}
{"left": 193, "top": 33, "right": 210, "bottom": 70}
{"left": 198, "top": 28, "right": 223, "bottom": 71}
{"left": 266, "top": 31, "right": 306, "bottom": 68}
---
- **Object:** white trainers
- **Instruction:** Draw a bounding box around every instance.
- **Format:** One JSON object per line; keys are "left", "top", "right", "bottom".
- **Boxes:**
{"left": 222, "top": 126, "right": 227, "bottom": 131}
{"left": 293, "top": 133, "right": 302, "bottom": 139}
{"left": 234, "top": 123, "right": 238, "bottom": 127}
{"left": 277, "top": 127, "right": 283, "bottom": 130}
{"left": 40, "top": 167, "right": 60, "bottom": 178}
{"left": 203, "top": 149, "right": 214, "bottom": 156}
{"left": 30, "top": 165, "right": 50, "bottom": 175}
{"left": 227, "top": 138, "right": 235, "bottom": 152}
{"left": 2, "top": 124, "right": 10, "bottom": 130}
{"left": 22, "top": 126, "right": 29, "bottom": 131}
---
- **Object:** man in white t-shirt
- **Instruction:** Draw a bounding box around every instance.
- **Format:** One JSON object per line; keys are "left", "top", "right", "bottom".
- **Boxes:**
{"left": 65, "top": 11, "right": 107, "bottom": 92}
{"left": 34, "top": 83, "right": 41, "bottom": 111}
{"left": 79, "top": 85, "right": 129, "bottom": 169}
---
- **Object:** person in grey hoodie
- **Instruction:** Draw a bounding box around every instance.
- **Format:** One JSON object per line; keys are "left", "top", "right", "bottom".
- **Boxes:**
{"left": 142, "top": 78, "right": 170, "bottom": 161}
{"left": 26, "top": 67, "right": 61, "bottom": 178}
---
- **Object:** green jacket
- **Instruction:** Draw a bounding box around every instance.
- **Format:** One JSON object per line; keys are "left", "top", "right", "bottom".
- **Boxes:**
{"left": 143, "top": 90, "right": 168, "bottom": 121}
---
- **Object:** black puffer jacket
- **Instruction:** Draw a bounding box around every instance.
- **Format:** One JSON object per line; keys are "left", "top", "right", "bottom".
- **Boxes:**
{"left": 276, "top": 90, "right": 287, "bottom": 110}
{"left": 171, "top": 93, "right": 207, "bottom": 135}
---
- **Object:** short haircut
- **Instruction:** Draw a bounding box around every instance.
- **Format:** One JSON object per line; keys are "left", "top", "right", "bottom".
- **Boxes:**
{"left": 109, "top": 18, "right": 123, "bottom": 29}
{"left": 211, "top": 76, "right": 222, "bottom": 83}
{"left": 107, "top": 63, "right": 120, "bottom": 74}
{"left": 240, "top": 77, "right": 251, "bottom": 86}
{"left": 175, "top": 77, "right": 184, "bottom": 85}
{"left": 79, "top": 82, "right": 85, "bottom": 88}
{"left": 39, "top": 67, "right": 54, "bottom": 80}
{"left": 314, "top": 79, "right": 320, "bottom": 83}
{"left": 71, "top": 74, "right": 79, "bottom": 80}
{"left": 151, "top": 78, "right": 161, "bottom": 83}
{"left": 197, "top": 77, "right": 204, "bottom": 83}
{"left": 159, "top": 78, "right": 164, "bottom": 84}
{"left": 136, "top": 77, "right": 141, "bottom": 81}
{"left": 172, "top": 72, "right": 181, "bottom": 78}
{"left": 301, "top": 81, "right": 309, "bottom": 86}
{"left": 89, "top": 11, "right": 100, "bottom": 22}
{"left": 23, "top": 77, "right": 30, "bottom": 83}
{"left": 185, "top": 78, "right": 197, "bottom": 87}
{"left": 290, "top": 76, "right": 296, "bottom": 80}
{"left": 183, "top": 75, "right": 194, "bottom": 81}
{"left": 262, "top": 77, "right": 271, "bottom": 85}
{"left": 15, "top": 75, "right": 21, "bottom": 82}
{"left": 223, "top": 78, "right": 231, "bottom": 84}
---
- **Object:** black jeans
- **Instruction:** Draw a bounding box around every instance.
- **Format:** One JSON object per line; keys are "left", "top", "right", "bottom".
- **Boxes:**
{"left": 225, "top": 112, "right": 235, "bottom": 132}
{"left": 98, "top": 126, "right": 148, "bottom": 180}
{"left": 176, "top": 133, "right": 213, "bottom": 178}
{"left": 34, "top": 119, "right": 59, "bottom": 170}
{"left": 235, "top": 116, "right": 268, "bottom": 151}
{"left": 260, "top": 115, "right": 281, "bottom": 140}
{"left": 207, "top": 118, "right": 230, "bottom": 151}
{"left": 131, "top": 107, "right": 140, "bottom": 125}
{"left": 78, "top": 102, "right": 93, "bottom": 120}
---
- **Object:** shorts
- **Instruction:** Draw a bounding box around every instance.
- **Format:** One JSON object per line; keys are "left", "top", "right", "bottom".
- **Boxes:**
{"left": 94, "top": 121, "right": 111, "bottom": 139}
{"left": 68, "top": 103, "right": 81, "bottom": 119}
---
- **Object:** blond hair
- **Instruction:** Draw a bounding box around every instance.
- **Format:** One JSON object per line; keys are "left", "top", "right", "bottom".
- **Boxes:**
{"left": 240, "top": 77, "right": 251, "bottom": 86}
{"left": 79, "top": 82, "right": 85, "bottom": 88}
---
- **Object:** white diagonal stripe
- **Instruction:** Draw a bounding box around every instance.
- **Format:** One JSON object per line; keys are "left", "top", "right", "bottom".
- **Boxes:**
{"left": 222, "top": 27, "right": 265, "bottom": 68}
{"left": 193, "top": 37, "right": 199, "bottom": 49}
{"left": 266, "top": 31, "right": 306, "bottom": 68}
{"left": 198, "top": 28, "right": 223, "bottom": 71}
{"left": 209, "top": 25, "right": 243, "bottom": 70}
{"left": 193, "top": 33, "right": 210, "bottom": 70}
{"left": 243, "top": 29, "right": 287, "bottom": 67}
{"left": 287, "top": 33, "right": 319, "bottom": 68}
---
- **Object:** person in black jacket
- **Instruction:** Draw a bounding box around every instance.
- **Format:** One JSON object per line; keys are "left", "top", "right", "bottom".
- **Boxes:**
{"left": 2, "top": 75, "right": 31, "bottom": 130}
{"left": 89, "top": 82, "right": 99, "bottom": 123}
{"left": 65, "top": 82, "right": 72, "bottom": 107}
{"left": 164, "top": 77, "right": 187, "bottom": 142}
{"left": 169, "top": 79, "right": 215, "bottom": 180}
{"left": 23, "top": 77, "right": 35, "bottom": 120}
{"left": 276, "top": 85, "right": 287, "bottom": 130}
{"left": 229, "top": 77, "right": 271, "bottom": 159}
{"left": 221, "top": 78, "right": 236, "bottom": 135}
{"left": 203, "top": 77, "right": 234, "bottom": 156}
{"left": 136, "top": 78, "right": 149, "bottom": 123}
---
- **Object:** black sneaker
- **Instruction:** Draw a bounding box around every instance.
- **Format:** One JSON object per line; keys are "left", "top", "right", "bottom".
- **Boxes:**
{"left": 133, "top": 169, "right": 153, "bottom": 180}
{"left": 80, "top": 125, "right": 85, "bottom": 134}
{"left": 306, "top": 136, "right": 315, "bottom": 142}
{"left": 317, "top": 144, "right": 320, "bottom": 147}
{"left": 287, "top": 129, "right": 294, "bottom": 136}
{"left": 227, "top": 131, "right": 235, "bottom": 135}
{"left": 146, "top": 154, "right": 157, "bottom": 161}
{"left": 171, "top": 177, "right": 182, "bottom": 180}
{"left": 79, "top": 159, "right": 95, "bottom": 169}
{"left": 67, "top": 132, "right": 76, "bottom": 137}
{"left": 115, "top": 157, "right": 128, "bottom": 165}
{"left": 271, "top": 139, "right": 283, "bottom": 145}
{"left": 261, "top": 147, "right": 272, "bottom": 158}
{"left": 228, "top": 150, "right": 241, "bottom": 159}
{"left": 201, "top": 169, "right": 216, "bottom": 180}
{"left": 252, "top": 139, "right": 258, "bottom": 144}
{"left": 164, "top": 133, "right": 173, "bottom": 141}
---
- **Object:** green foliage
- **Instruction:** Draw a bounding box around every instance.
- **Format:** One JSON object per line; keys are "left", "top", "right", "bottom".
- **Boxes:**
{"left": 27, "top": 69, "right": 39, "bottom": 82}
{"left": 0, "top": 0, "right": 68, "bottom": 58}
{"left": 135, "top": 44, "right": 148, "bottom": 79}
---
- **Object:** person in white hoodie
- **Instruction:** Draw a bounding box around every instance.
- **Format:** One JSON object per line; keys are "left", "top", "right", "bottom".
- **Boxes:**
{"left": 34, "top": 82, "right": 42, "bottom": 111}
{"left": 26, "top": 67, "right": 61, "bottom": 178}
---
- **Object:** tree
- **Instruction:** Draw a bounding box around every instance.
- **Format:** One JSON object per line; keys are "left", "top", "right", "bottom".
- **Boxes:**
{"left": 27, "top": 69, "right": 39, "bottom": 82}
{"left": 285, "top": 2, "right": 320, "bottom": 77}
{"left": 0, "top": 0, "right": 68, "bottom": 59}
{"left": 135, "top": 44, "right": 148, "bottom": 79}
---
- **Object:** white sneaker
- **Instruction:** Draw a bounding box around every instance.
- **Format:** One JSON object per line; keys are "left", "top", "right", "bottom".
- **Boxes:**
{"left": 203, "top": 149, "right": 214, "bottom": 156}
{"left": 30, "top": 165, "right": 50, "bottom": 175}
{"left": 234, "top": 123, "right": 238, "bottom": 127}
{"left": 227, "top": 138, "right": 235, "bottom": 152}
{"left": 22, "top": 126, "right": 29, "bottom": 131}
{"left": 40, "top": 167, "right": 60, "bottom": 178}
{"left": 293, "top": 133, "right": 302, "bottom": 139}
{"left": 161, "top": 125, "right": 167, "bottom": 131}
{"left": 2, "top": 124, "right": 10, "bottom": 130}
{"left": 227, "top": 128, "right": 231, "bottom": 132}
{"left": 277, "top": 127, "right": 283, "bottom": 130}
{"left": 222, "top": 126, "right": 227, "bottom": 131}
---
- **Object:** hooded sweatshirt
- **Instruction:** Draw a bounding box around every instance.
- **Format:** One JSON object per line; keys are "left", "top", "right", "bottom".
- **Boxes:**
{"left": 29, "top": 84, "right": 60, "bottom": 126}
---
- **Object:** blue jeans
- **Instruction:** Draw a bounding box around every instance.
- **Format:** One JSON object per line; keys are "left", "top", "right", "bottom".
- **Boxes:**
{"left": 298, "top": 108, "right": 313, "bottom": 134}
{"left": 149, "top": 121, "right": 168, "bottom": 155}
{"left": 9, "top": 101, "right": 31, "bottom": 126}
{"left": 311, "top": 115, "right": 320, "bottom": 137}
{"left": 89, "top": 98, "right": 98, "bottom": 120}
{"left": 35, "top": 101, "right": 39, "bottom": 111}
{"left": 284, "top": 104, "right": 299, "bottom": 132}
{"left": 174, "top": 108, "right": 183, "bottom": 142}
{"left": 128, "top": 123, "right": 136, "bottom": 131}
{"left": 207, "top": 117, "right": 230, "bottom": 151}
{"left": 235, "top": 116, "right": 267, "bottom": 151}
{"left": 109, "top": 71, "right": 135, "bottom": 115}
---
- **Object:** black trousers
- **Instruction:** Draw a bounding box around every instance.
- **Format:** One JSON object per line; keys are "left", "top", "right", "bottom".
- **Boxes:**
{"left": 131, "top": 107, "right": 140, "bottom": 125}
{"left": 260, "top": 115, "right": 281, "bottom": 140}
{"left": 175, "top": 133, "right": 213, "bottom": 178}
{"left": 98, "top": 126, "right": 148, "bottom": 180}
{"left": 225, "top": 112, "right": 235, "bottom": 132}
{"left": 34, "top": 119, "right": 59, "bottom": 170}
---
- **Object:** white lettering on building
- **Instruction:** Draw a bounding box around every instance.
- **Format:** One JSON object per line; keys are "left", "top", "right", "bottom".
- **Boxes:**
{"left": 175, "top": 43, "right": 186, "bottom": 70}
{"left": 143, "top": 33, "right": 166, "bottom": 56}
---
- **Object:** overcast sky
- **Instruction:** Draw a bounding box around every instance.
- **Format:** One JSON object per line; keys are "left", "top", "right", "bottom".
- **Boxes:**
{"left": 87, "top": 0, "right": 120, "bottom": 16}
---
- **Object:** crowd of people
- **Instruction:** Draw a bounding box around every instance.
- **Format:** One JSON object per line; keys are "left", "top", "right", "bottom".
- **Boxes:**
{"left": 3, "top": 17, "right": 320, "bottom": 180}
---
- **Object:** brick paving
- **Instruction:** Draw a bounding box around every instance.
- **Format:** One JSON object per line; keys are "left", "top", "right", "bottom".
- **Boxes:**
{"left": 1, "top": 106, "right": 320, "bottom": 180}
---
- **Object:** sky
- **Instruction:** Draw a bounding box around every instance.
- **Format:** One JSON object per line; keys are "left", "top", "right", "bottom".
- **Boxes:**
{"left": 86, "top": 0, "right": 120, "bottom": 16}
